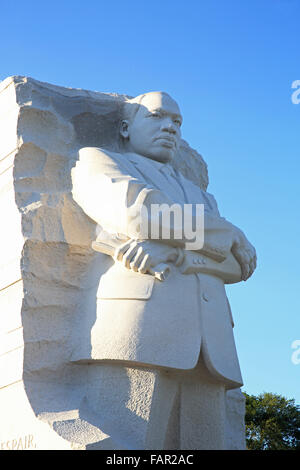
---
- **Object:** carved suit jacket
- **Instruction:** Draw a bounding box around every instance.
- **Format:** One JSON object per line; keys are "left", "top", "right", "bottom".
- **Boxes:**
{"left": 71, "top": 147, "right": 243, "bottom": 389}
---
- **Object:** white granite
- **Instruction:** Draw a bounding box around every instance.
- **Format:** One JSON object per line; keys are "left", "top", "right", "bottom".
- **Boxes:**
{"left": 0, "top": 77, "right": 254, "bottom": 450}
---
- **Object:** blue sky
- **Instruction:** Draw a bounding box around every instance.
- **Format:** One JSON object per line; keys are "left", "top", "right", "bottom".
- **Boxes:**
{"left": 1, "top": 0, "right": 300, "bottom": 404}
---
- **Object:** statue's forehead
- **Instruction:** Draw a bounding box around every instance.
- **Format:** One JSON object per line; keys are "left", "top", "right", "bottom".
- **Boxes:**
{"left": 139, "top": 92, "right": 181, "bottom": 116}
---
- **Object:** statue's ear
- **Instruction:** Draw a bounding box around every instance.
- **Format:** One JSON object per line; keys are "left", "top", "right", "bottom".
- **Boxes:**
{"left": 120, "top": 120, "right": 130, "bottom": 139}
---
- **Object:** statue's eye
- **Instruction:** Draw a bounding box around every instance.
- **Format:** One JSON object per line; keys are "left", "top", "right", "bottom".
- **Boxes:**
{"left": 150, "top": 112, "right": 161, "bottom": 118}
{"left": 174, "top": 119, "right": 182, "bottom": 127}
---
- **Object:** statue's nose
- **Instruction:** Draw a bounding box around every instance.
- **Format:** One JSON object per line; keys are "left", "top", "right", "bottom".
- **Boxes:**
{"left": 161, "top": 119, "right": 177, "bottom": 134}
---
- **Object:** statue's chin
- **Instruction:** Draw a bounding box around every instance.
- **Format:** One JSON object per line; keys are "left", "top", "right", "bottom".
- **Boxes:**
{"left": 150, "top": 155, "right": 172, "bottom": 164}
{"left": 144, "top": 149, "right": 174, "bottom": 164}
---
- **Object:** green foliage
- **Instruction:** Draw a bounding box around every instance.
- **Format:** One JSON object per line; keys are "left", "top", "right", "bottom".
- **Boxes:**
{"left": 244, "top": 392, "right": 300, "bottom": 450}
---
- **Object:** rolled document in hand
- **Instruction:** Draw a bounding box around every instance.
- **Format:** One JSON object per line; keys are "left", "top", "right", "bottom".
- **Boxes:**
{"left": 91, "top": 240, "right": 170, "bottom": 281}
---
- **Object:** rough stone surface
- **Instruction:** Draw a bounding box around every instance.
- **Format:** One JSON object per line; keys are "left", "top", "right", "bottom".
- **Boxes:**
{"left": 0, "top": 76, "right": 245, "bottom": 450}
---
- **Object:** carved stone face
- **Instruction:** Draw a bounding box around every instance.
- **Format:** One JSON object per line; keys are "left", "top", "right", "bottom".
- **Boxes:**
{"left": 123, "top": 92, "right": 182, "bottom": 163}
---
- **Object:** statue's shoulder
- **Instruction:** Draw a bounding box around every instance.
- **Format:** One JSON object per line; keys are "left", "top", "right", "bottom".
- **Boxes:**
{"left": 76, "top": 147, "right": 128, "bottom": 174}
{"left": 204, "top": 191, "right": 220, "bottom": 216}
{"left": 78, "top": 146, "right": 122, "bottom": 164}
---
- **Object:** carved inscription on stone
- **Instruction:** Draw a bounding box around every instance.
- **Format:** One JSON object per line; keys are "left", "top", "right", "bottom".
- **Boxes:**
{"left": 0, "top": 434, "right": 36, "bottom": 450}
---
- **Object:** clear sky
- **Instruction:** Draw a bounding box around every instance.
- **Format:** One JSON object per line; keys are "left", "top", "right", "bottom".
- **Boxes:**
{"left": 1, "top": 0, "right": 299, "bottom": 404}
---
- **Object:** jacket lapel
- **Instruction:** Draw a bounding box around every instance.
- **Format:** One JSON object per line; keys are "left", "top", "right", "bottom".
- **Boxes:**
{"left": 126, "top": 152, "right": 211, "bottom": 210}
{"left": 126, "top": 153, "right": 180, "bottom": 199}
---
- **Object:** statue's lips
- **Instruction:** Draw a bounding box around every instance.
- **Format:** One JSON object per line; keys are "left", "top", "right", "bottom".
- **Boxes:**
{"left": 154, "top": 136, "right": 176, "bottom": 147}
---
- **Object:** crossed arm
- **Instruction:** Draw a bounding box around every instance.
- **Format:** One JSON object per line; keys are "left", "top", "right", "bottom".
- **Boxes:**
{"left": 72, "top": 147, "right": 257, "bottom": 281}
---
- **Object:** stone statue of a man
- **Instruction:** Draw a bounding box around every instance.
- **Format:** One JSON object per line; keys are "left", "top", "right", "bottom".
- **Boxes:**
{"left": 71, "top": 91, "right": 256, "bottom": 450}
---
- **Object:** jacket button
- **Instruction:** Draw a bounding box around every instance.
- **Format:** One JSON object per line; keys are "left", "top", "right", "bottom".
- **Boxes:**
{"left": 202, "top": 293, "right": 209, "bottom": 302}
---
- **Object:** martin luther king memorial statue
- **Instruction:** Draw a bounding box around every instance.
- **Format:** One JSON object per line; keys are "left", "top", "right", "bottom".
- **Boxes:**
{"left": 0, "top": 77, "right": 256, "bottom": 450}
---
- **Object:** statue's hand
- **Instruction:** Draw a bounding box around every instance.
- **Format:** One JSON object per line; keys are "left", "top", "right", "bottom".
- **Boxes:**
{"left": 231, "top": 229, "right": 257, "bottom": 281}
{"left": 114, "top": 240, "right": 178, "bottom": 274}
